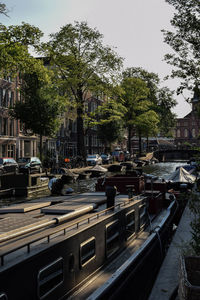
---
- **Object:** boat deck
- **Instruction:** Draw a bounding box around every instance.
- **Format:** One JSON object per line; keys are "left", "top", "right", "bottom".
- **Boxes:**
{"left": 0, "top": 192, "right": 144, "bottom": 269}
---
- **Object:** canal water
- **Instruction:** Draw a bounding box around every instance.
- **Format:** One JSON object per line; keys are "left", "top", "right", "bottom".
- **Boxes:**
{"left": 69, "top": 161, "right": 187, "bottom": 193}
{"left": 0, "top": 161, "right": 187, "bottom": 207}
{"left": 142, "top": 161, "right": 187, "bottom": 180}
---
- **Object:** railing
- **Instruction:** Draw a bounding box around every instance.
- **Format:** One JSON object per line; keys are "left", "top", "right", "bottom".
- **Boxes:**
{"left": 0, "top": 195, "right": 145, "bottom": 267}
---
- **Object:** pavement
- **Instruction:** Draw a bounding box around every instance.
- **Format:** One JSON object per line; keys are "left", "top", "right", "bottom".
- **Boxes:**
{"left": 148, "top": 201, "right": 194, "bottom": 300}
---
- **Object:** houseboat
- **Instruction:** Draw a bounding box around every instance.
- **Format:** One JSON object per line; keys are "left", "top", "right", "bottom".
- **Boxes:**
{"left": 0, "top": 187, "right": 177, "bottom": 300}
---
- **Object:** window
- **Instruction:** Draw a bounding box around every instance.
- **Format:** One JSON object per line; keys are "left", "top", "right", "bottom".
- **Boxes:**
{"left": 177, "top": 129, "right": 180, "bottom": 138}
{"left": 184, "top": 129, "right": 188, "bottom": 138}
{"left": 85, "top": 135, "right": 89, "bottom": 146}
{"left": 37, "top": 257, "right": 64, "bottom": 300}
{"left": 2, "top": 89, "right": 6, "bottom": 107}
{"left": 139, "top": 204, "right": 147, "bottom": 230}
{"left": 7, "top": 145, "right": 14, "bottom": 158}
{"left": 9, "top": 119, "right": 14, "bottom": 136}
{"left": 91, "top": 102, "right": 97, "bottom": 112}
{"left": 106, "top": 220, "right": 120, "bottom": 258}
{"left": 68, "top": 253, "right": 75, "bottom": 272}
{"left": 2, "top": 118, "right": 8, "bottom": 135}
{"left": 2, "top": 145, "right": 6, "bottom": 157}
{"left": 72, "top": 120, "right": 77, "bottom": 133}
{"left": 0, "top": 117, "right": 2, "bottom": 134}
{"left": 192, "top": 128, "right": 196, "bottom": 138}
{"left": 20, "top": 121, "right": 23, "bottom": 132}
{"left": 85, "top": 103, "right": 88, "bottom": 112}
{"left": 92, "top": 136, "right": 97, "bottom": 146}
{"left": 125, "top": 210, "right": 135, "bottom": 240}
{"left": 80, "top": 237, "right": 96, "bottom": 267}
{"left": 98, "top": 139, "right": 102, "bottom": 146}
{"left": 0, "top": 88, "right": 3, "bottom": 106}
{"left": 10, "top": 91, "right": 14, "bottom": 107}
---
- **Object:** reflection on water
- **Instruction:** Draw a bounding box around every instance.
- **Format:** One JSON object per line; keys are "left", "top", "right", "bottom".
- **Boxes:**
{"left": 143, "top": 161, "right": 187, "bottom": 180}
{"left": 69, "top": 178, "right": 97, "bottom": 193}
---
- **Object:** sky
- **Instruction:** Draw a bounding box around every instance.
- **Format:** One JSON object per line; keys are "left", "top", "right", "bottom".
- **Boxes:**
{"left": 2, "top": 0, "right": 192, "bottom": 118}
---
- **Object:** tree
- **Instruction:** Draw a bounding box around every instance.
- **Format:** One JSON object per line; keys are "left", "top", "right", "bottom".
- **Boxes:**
{"left": 92, "top": 99, "right": 126, "bottom": 152}
{"left": 163, "top": 0, "right": 200, "bottom": 98}
{"left": 0, "top": 2, "right": 8, "bottom": 16}
{"left": 10, "top": 70, "right": 67, "bottom": 159}
{"left": 156, "top": 87, "right": 177, "bottom": 136}
{"left": 135, "top": 110, "right": 159, "bottom": 152}
{"left": 122, "top": 67, "right": 160, "bottom": 104}
{"left": 40, "top": 21, "right": 123, "bottom": 157}
{"left": 123, "top": 67, "right": 177, "bottom": 136}
{"left": 0, "top": 22, "right": 44, "bottom": 76}
{"left": 120, "top": 77, "right": 152, "bottom": 154}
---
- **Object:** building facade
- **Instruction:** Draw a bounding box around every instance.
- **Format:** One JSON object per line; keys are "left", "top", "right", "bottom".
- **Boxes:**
{"left": 0, "top": 76, "right": 20, "bottom": 158}
{"left": 174, "top": 93, "right": 200, "bottom": 147}
{"left": 0, "top": 76, "right": 38, "bottom": 159}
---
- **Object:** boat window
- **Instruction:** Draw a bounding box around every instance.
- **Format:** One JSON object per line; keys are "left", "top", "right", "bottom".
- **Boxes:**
{"left": 80, "top": 237, "right": 96, "bottom": 268}
{"left": 68, "top": 253, "right": 75, "bottom": 272}
{"left": 125, "top": 210, "right": 135, "bottom": 240}
{"left": 0, "top": 293, "right": 8, "bottom": 300}
{"left": 139, "top": 204, "right": 147, "bottom": 230}
{"left": 106, "top": 220, "right": 120, "bottom": 258}
{"left": 37, "top": 257, "right": 64, "bottom": 299}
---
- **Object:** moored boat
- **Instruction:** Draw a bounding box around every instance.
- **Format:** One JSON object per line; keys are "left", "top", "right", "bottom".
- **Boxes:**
{"left": 88, "top": 165, "right": 108, "bottom": 177}
{"left": 167, "top": 166, "right": 196, "bottom": 190}
{"left": 0, "top": 187, "right": 177, "bottom": 300}
{"left": 0, "top": 173, "right": 50, "bottom": 199}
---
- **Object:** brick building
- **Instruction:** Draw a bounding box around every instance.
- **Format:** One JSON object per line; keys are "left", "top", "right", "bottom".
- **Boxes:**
{"left": 0, "top": 76, "right": 38, "bottom": 159}
{"left": 56, "top": 92, "right": 105, "bottom": 158}
{"left": 174, "top": 92, "right": 200, "bottom": 147}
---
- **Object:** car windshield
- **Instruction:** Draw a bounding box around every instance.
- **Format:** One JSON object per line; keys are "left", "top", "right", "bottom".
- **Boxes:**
{"left": 87, "top": 155, "right": 97, "bottom": 158}
{"left": 101, "top": 154, "right": 107, "bottom": 158}
{"left": 18, "top": 158, "right": 30, "bottom": 163}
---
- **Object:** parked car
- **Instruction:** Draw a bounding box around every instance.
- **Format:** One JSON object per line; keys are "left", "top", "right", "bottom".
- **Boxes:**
{"left": 18, "top": 157, "right": 43, "bottom": 174}
{"left": 101, "top": 154, "right": 113, "bottom": 164}
{"left": 0, "top": 157, "right": 19, "bottom": 175}
{"left": 86, "top": 154, "right": 102, "bottom": 166}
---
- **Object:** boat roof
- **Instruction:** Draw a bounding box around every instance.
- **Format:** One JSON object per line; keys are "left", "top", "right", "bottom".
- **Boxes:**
{"left": 0, "top": 192, "right": 144, "bottom": 269}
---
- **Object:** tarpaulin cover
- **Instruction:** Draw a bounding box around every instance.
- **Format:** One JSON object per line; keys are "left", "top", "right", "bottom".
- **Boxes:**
{"left": 168, "top": 167, "right": 196, "bottom": 183}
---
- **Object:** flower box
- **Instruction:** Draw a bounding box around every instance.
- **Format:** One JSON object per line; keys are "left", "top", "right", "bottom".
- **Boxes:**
{"left": 179, "top": 256, "right": 200, "bottom": 300}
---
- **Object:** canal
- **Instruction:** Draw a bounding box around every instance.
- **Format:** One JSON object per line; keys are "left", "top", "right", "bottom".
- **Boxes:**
{"left": 142, "top": 161, "right": 187, "bottom": 180}
{"left": 0, "top": 161, "right": 187, "bottom": 206}
{"left": 64, "top": 161, "right": 188, "bottom": 193}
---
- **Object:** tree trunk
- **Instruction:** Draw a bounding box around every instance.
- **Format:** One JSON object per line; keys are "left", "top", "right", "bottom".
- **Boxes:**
{"left": 128, "top": 126, "right": 132, "bottom": 154}
{"left": 138, "top": 131, "right": 142, "bottom": 157}
{"left": 76, "top": 89, "right": 86, "bottom": 158}
{"left": 89, "top": 133, "right": 92, "bottom": 154}
{"left": 39, "top": 134, "right": 43, "bottom": 160}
